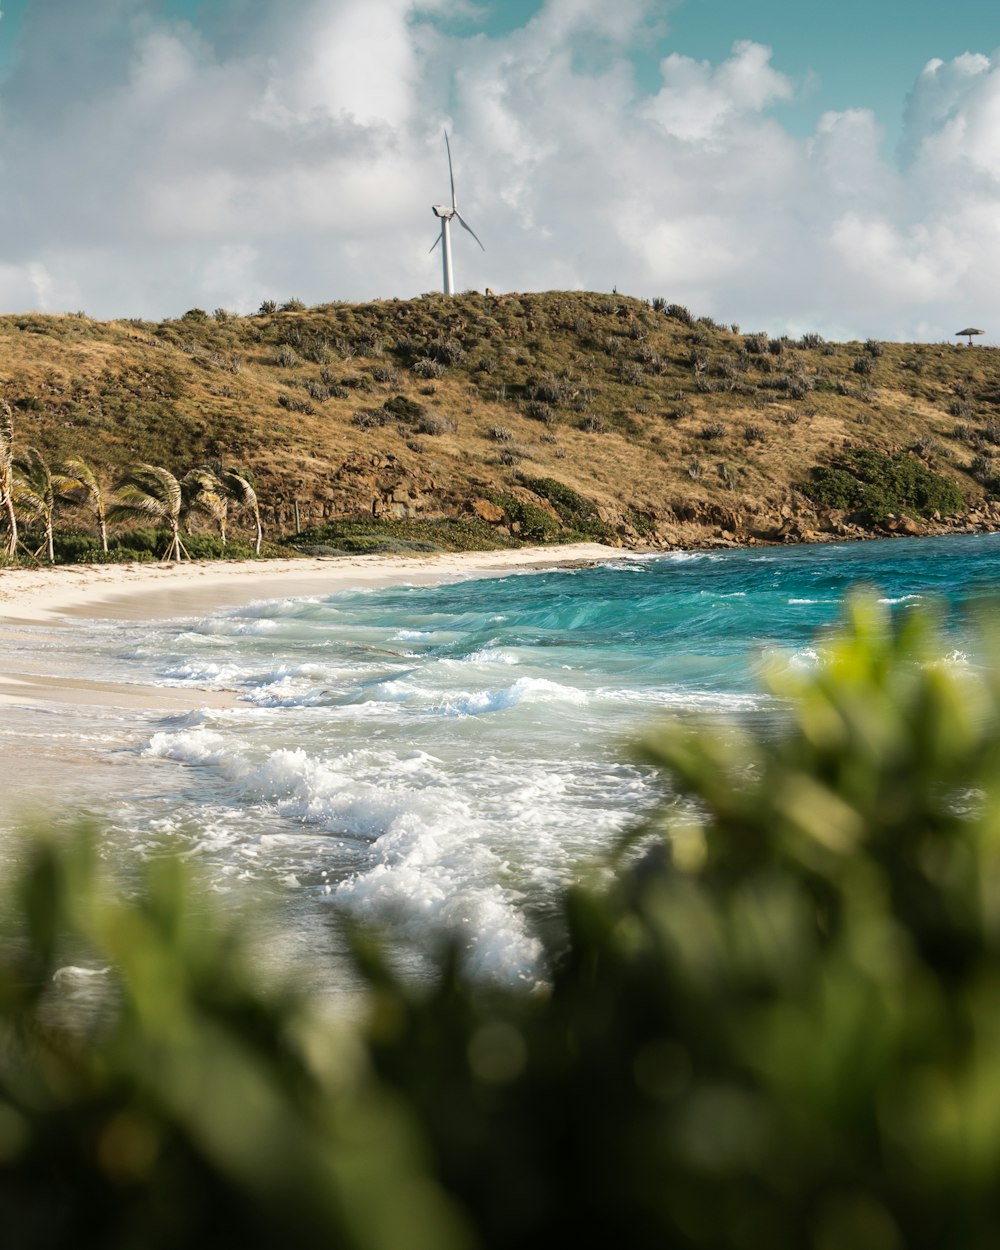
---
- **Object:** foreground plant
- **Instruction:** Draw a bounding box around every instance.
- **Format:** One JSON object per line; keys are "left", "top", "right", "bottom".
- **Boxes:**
{"left": 4, "top": 600, "right": 1000, "bottom": 1247}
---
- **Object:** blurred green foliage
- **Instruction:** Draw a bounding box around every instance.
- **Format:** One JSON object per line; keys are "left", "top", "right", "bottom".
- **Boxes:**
{"left": 5, "top": 599, "right": 1000, "bottom": 1247}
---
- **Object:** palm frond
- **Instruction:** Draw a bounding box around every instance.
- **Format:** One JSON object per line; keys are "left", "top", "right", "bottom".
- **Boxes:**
{"left": 182, "top": 467, "right": 227, "bottom": 523}
{"left": 112, "top": 464, "right": 182, "bottom": 520}
{"left": 13, "top": 448, "right": 54, "bottom": 513}
{"left": 0, "top": 401, "right": 13, "bottom": 470}
{"left": 54, "top": 457, "right": 102, "bottom": 501}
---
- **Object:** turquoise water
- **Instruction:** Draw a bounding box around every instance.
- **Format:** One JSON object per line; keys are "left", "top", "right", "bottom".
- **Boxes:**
{"left": 7, "top": 533, "right": 1000, "bottom": 984}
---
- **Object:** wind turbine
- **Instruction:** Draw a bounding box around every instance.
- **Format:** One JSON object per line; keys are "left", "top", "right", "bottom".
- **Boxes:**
{"left": 430, "top": 131, "right": 484, "bottom": 295}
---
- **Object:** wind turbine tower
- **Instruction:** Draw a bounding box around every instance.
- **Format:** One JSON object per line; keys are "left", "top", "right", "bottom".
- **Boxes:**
{"left": 431, "top": 131, "right": 484, "bottom": 295}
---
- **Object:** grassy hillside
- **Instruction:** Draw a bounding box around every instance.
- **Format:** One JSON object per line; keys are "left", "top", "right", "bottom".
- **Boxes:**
{"left": 3, "top": 291, "right": 999, "bottom": 551}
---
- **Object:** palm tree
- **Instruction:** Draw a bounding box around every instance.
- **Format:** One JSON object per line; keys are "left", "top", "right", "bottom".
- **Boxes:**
{"left": 185, "top": 464, "right": 263, "bottom": 555}
{"left": 182, "top": 467, "right": 229, "bottom": 547}
{"left": 0, "top": 402, "right": 16, "bottom": 560}
{"left": 220, "top": 467, "right": 262, "bottom": 555}
{"left": 111, "top": 464, "right": 186, "bottom": 561}
{"left": 54, "top": 457, "right": 108, "bottom": 554}
{"left": 12, "top": 447, "right": 57, "bottom": 563}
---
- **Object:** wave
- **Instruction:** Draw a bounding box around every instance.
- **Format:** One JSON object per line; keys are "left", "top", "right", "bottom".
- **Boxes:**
{"left": 142, "top": 728, "right": 550, "bottom": 982}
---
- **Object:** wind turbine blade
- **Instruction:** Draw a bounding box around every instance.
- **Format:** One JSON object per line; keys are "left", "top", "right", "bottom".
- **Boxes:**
{"left": 456, "top": 211, "right": 485, "bottom": 251}
{"left": 429, "top": 231, "right": 442, "bottom": 254}
{"left": 445, "top": 130, "right": 456, "bottom": 210}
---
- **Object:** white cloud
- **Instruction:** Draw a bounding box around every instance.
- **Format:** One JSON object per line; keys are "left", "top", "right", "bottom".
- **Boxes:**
{"left": 643, "top": 40, "right": 792, "bottom": 144}
{"left": 0, "top": 2, "right": 999, "bottom": 341}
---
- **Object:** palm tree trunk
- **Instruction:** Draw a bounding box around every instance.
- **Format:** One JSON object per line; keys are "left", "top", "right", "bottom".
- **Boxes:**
{"left": 99, "top": 513, "right": 108, "bottom": 554}
{"left": 46, "top": 513, "right": 54, "bottom": 564}
{"left": 254, "top": 513, "right": 262, "bottom": 555}
{"left": 220, "top": 517, "right": 227, "bottom": 550}
{"left": 3, "top": 492, "right": 16, "bottom": 560}
{"left": 170, "top": 519, "right": 181, "bottom": 562}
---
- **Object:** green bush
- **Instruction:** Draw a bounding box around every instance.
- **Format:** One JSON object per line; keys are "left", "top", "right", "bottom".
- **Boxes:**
{"left": 518, "top": 476, "right": 615, "bottom": 541}
{"left": 285, "top": 517, "right": 516, "bottom": 554}
{"left": 7, "top": 602, "right": 1000, "bottom": 1246}
{"left": 804, "top": 449, "right": 965, "bottom": 520}
{"left": 486, "top": 492, "right": 563, "bottom": 542}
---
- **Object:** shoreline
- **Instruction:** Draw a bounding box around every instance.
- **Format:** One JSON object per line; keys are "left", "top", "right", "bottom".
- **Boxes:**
{"left": 0, "top": 543, "right": 630, "bottom": 712}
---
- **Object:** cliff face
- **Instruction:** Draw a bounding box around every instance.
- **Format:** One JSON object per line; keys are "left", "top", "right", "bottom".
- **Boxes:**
{"left": 2, "top": 292, "right": 998, "bottom": 549}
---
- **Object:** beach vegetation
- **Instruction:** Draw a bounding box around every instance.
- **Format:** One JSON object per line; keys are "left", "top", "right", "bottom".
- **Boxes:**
{"left": 7, "top": 602, "right": 1000, "bottom": 1245}
{"left": 42, "top": 527, "right": 276, "bottom": 564}
{"left": 285, "top": 517, "right": 517, "bottom": 554}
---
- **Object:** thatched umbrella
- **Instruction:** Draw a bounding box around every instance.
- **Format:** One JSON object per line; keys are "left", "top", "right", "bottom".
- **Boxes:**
{"left": 956, "top": 327, "right": 985, "bottom": 346}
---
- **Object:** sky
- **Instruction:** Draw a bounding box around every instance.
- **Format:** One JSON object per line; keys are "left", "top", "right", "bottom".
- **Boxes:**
{"left": 1, "top": 0, "right": 999, "bottom": 340}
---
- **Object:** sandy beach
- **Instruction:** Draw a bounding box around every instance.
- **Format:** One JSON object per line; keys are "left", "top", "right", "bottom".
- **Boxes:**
{"left": 0, "top": 544, "right": 629, "bottom": 711}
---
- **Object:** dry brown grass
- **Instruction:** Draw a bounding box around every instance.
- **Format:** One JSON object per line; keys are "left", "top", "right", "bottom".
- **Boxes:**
{"left": 1, "top": 296, "right": 996, "bottom": 540}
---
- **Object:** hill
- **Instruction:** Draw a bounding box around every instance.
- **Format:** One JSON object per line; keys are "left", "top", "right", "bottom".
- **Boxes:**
{"left": 2, "top": 291, "right": 999, "bottom": 552}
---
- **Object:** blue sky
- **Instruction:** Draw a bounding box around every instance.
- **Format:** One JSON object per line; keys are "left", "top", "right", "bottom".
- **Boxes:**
{"left": 1, "top": 0, "right": 999, "bottom": 338}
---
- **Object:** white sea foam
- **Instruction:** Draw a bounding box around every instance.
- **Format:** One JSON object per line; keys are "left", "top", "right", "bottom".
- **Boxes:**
{"left": 878, "top": 594, "right": 922, "bottom": 605}
{"left": 438, "top": 677, "right": 588, "bottom": 717}
{"left": 197, "top": 616, "right": 283, "bottom": 636}
{"left": 145, "top": 726, "right": 232, "bottom": 766}
{"left": 601, "top": 688, "right": 763, "bottom": 711}
{"left": 462, "top": 647, "right": 518, "bottom": 665}
{"left": 926, "top": 649, "right": 972, "bottom": 671}
{"left": 142, "top": 726, "right": 559, "bottom": 982}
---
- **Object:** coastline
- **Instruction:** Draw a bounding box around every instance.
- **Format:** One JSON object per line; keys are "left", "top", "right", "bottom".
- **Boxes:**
{"left": 0, "top": 543, "right": 630, "bottom": 711}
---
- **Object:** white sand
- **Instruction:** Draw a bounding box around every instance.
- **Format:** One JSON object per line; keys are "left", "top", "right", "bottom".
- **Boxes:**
{"left": 0, "top": 544, "right": 629, "bottom": 711}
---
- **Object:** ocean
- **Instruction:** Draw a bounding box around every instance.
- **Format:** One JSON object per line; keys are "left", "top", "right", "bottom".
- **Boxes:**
{"left": 5, "top": 532, "right": 1000, "bottom": 988}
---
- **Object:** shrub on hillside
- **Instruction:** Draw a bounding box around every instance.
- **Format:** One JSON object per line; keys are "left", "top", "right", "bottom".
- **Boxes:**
{"left": 743, "top": 332, "right": 769, "bottom": 355}
{"left": 352, "top": 408, "right": 393, "bottom": 429}
{"left": 518, "top": 475, "right": 613, "bottom": 540}
{"left": 414, "top": 413, "right": 456, "bottom": 436}
{"left": 804, "top": 448, "right": 964, "bottom": 520}
{"left": 271, "top": 345, "right": 301, "bottom": 368}
{"left": 277, "top": 393, "right": 315, "bottom": 415}
{"left": 664, "top": 303, "right": 694, "bottom": 325}
{"left": 382, "top": 395, "right": 426, "bottom": 421}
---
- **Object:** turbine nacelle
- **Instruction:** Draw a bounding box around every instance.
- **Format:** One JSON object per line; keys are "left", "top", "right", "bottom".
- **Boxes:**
{"left": 432, "top": 205, "right": 456, "bottom": 220}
